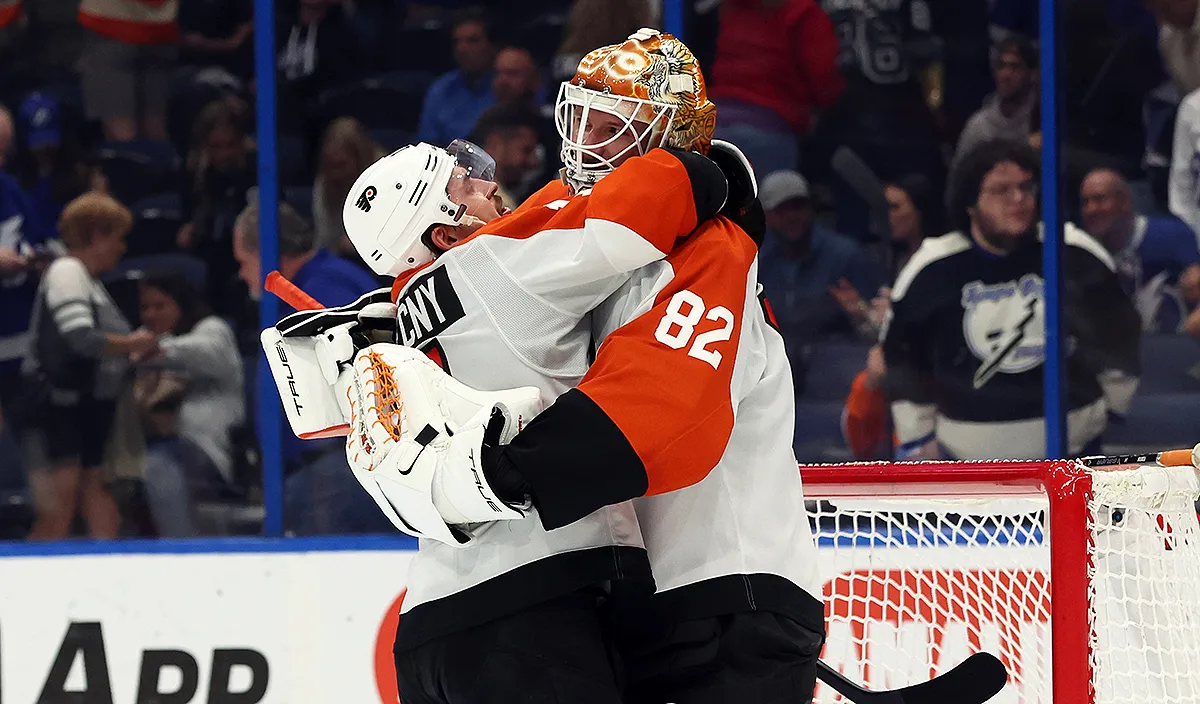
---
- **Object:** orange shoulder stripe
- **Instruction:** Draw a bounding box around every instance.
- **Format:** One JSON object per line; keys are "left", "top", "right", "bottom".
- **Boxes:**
{"left": 579, "top": 217, "right": 757, "bottom": 495}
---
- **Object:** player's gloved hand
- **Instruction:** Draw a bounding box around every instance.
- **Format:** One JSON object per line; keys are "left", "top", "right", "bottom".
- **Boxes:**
{"left": 344, "top": 344, "right": 544, "bottom": 546}
{"left": 708, "top": 139, "right": 757, "bottom": 210}
{"left": 261, "top": 288, "right": 399, "bottom": 440}
{"left": 706, "top": 140, "right": 766, "bottom": 244}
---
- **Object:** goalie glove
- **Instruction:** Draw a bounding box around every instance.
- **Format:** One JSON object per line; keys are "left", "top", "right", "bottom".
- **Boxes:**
{"left": 261, "top": 288, "right": 398, "bottom": 439}
{"left": 345, "top": 344, "right": 543, "bottom": 546}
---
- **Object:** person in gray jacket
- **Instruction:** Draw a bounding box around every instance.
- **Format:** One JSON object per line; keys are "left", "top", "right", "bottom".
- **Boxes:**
{"left": 22, "top": 192, "right": 158, "bottom": 539}
{"left": 950, "top": 37, "right": 1038, "bottom": 178}
{"left": 135, "top": 270, "right": 244, "bottom": 536}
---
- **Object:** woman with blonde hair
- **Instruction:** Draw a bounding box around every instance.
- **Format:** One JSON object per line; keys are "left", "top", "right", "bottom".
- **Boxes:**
{"left": 312, "top": 116, "right": 384, "bottom": 258}
{"left": 20, "top": 192, "right": 159, "bottom": 539}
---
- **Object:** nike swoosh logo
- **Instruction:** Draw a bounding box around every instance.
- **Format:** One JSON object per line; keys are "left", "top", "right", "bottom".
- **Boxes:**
{"left": 398, "top": 424, "right": 441, "bottom": 475}
{"left": 398, "top": 444, "right": 426, "bottom": 476}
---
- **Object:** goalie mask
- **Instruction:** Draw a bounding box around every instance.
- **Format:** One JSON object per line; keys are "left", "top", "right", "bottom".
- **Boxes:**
{"left": 556, "top": 28, "right": 717, "bottom": 190}
{"left": 343, "top": 140, "right": 498, "bottom": 276}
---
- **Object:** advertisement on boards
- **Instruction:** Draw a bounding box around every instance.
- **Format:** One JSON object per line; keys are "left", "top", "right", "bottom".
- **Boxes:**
{"left": 0, "top": 549, "right": 414, "bottom": 704}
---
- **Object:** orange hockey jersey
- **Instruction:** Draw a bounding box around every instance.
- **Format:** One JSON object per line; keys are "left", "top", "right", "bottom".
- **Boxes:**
{"left": 488, "top": 215, "right": 823, "bottom": 632}
{"left": 388, "top": 148, "right": 729, "bottom": 652}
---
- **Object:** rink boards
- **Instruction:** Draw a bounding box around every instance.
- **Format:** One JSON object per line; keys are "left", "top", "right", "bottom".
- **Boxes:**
{"left": 0, "top": 532, "right": 1051, "bottom": 703}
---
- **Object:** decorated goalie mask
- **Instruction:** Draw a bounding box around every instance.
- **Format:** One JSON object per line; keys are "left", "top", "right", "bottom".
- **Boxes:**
{"left": 343, "top": 139, "right": 497, "bottom": 276}
{"left": 555, "top": 28, "right": 717, "bottom": 190}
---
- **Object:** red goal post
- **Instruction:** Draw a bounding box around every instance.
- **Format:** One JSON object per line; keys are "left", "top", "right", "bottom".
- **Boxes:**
{"left": 800, "top": 456, "right": 1200, "bottom": 704}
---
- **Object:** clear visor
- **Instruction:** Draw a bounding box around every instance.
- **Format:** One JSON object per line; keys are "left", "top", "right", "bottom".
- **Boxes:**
{"left": 446, "top": 139, "right": 496, "bottom": 182}
{"left": 555, "top": 83, "right": 676, "bottom": 186}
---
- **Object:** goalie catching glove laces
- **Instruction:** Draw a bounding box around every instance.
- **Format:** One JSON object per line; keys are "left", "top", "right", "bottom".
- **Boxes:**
{"left": 343, "top": 343, "right": 541, "bottom": 544}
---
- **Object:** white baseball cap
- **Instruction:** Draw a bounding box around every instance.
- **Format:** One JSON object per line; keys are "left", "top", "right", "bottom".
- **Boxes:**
{"left": 759, "top": 170, "right": 811, "bottom": 211}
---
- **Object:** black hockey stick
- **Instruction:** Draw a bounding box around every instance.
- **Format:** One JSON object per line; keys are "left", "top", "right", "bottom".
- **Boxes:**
{"left": 1079, "top": 448, "right": 1194, "bottom": 468}
{"left": 816, "top": 652, "right": 1008, "bottom": 704}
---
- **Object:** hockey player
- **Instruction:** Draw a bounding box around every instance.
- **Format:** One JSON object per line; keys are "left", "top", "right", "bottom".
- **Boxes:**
{"left": 884, "top": 139, "right": 1140, "bottom": 460}
{"left": 265, "top": 30, "right": 736, "bottom": 704}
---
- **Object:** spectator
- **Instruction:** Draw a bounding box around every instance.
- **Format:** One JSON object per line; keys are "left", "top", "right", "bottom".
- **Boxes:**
{"left": 553, "top": 0, "right": 655, "bottom": 83}
{"left": 884, "top": 140, "right": 1140, "bottom": 460}
{"left": 810, "top": 0, "right": 944, "bottom": 237}
{"left": 312, "top": 117, "right": 384, "bottom": 259}
{"left": 839, "top": 174, "right": 940, "bottom": 460}
{"left": 13, "top": 93, "right": 105, "bottom": 238}
{"left": 885, "top": 174, "right": 939, "bottom": 277}
{"left": 469, "top": 105, "right": 543, "bottom": 208}
{"left": 757, "top": 169, "right": 882, "bottom": 346}
{"left": 232, "top": 193, "right": 392, "bottom": 535}
{"left": 493, "top": 45, "right": 546, "bottom": 111}
{"left": 177, "top": 0, "right": 254, "bottom": 81}
{"left": 178, "top": 100, "right": 256, "bottom": 316}
{"left": 950, "top": 37, "right": 1039, "bottom": 178}
{"left": 709, "top": 0, "right": 844, "bottom": 179}
{"left": 0, "top": 169, "right": 52, "bottom": 429}
{"left": 19, "top": 192, "right": 158, "bottom": 539}
{"left": 1147, "top": 0, "right": 1200, "bottom": 94}
{"left": 416, "top": 7, "right": 497, "bottom": 148}
{"left": 826, "top": 174, "right": 940, "bottom": 341}
{"left": 1080, "top": 167, "right": 1200, "bottom": 332}
{"left": 0, "top": 103, "right": 12, "bottom": 171}
{"left": 277, "top": 0, "right": 364, "bottom": 105}
{"left": 76, "top": 0, "right": 179, "bottom": 141}
{"left": 490, "top": 45, "right": 560, "bottom": 186}
{"left": 134, "top": 270, "right": 243, "bottom": 537}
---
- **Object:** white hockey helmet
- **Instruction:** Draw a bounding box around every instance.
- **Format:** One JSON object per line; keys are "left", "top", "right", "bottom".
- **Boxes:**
{"left": 343, "top": 140, "right": 497, "bottom": 276}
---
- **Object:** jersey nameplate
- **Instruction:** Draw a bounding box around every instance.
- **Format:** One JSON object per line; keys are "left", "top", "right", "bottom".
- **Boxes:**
{"left": 395, "top": 266, "right": 465, "bottom": 348}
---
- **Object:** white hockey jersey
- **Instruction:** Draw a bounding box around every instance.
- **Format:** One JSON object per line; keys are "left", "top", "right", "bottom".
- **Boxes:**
{"left": 388, "top": 149, "right": 728, "bottom": 650}
{"left": 488, "top": 215, "right": 824, "bottom": 635}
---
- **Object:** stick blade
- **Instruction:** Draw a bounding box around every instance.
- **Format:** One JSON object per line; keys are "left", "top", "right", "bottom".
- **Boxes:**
{"left": 897, "top": 653, "right": 1008, "bottom": 704}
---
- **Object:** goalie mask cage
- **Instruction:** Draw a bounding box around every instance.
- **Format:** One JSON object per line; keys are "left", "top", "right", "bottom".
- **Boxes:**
{"left": 802, "top": 459, "right": 1200, "bottom": 703}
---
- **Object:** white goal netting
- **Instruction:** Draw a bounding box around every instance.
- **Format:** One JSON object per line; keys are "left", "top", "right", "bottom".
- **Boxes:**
{"left": 804, "top": 460, "right": 1200, "bottom": 704}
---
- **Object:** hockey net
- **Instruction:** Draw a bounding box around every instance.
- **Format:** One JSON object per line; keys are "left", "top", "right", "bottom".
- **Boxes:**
{"left": 802, "top": 458, "right": 1200, "bottom": 704}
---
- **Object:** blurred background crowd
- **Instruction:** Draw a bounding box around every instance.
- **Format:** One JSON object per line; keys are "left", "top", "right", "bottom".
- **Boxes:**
{"left": 1, "top": 0, "right": 1198, "bottom": 540}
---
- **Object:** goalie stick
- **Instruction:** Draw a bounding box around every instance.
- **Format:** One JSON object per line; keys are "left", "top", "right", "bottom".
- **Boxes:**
{"left": 266, "top": 270, "right": 324, "bottom": 311}
{"left": 817, "top": 652, "right": 1008, "bottom": 704}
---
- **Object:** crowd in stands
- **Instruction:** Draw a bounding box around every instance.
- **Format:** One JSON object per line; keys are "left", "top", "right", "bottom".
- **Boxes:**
{"left": 0, "top": 0, "right": 1198, "bottom": 540}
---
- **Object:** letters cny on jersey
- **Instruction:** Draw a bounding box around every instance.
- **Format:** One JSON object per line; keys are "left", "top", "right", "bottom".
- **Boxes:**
{"left": 345, "top": 344, "right": 543, "bottom": 546}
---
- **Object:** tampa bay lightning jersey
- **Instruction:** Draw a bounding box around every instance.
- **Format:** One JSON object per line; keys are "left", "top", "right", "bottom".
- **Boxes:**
{"left": 1111, "top": 214, "right": 1200, "bottom": 332}
{"left": 882, "top": 224, "right": 1141, "bottom": 459}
